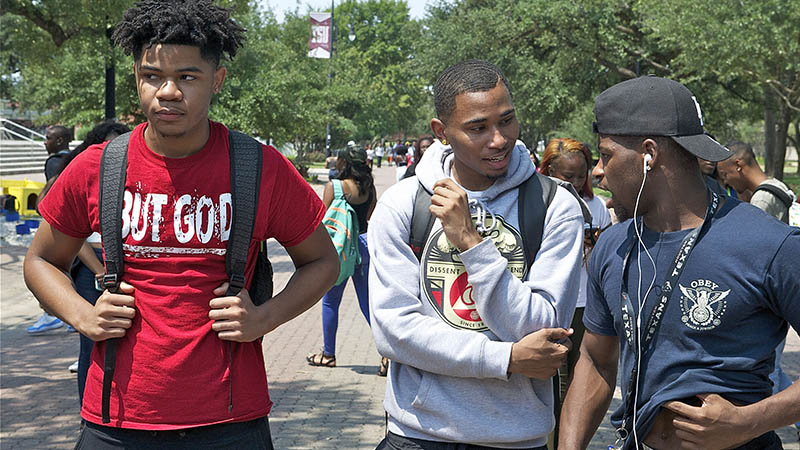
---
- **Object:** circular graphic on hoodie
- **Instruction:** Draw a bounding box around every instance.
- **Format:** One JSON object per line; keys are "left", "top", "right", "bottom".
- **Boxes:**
{"left": 420, "top": 214, "right": 526, "bottom": 331}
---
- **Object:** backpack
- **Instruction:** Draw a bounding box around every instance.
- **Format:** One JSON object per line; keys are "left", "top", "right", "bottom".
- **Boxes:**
{"left": 97, "top": 130, "right": 273, "bottom": 423}
{"left": 409, "top": 172, "right": 592, "bottom": 276}
{"left": 753, "top": 183, "right": 800, "bottom": 227}
{"left": 323, "top": 179, "right": 361, "bottom": 285}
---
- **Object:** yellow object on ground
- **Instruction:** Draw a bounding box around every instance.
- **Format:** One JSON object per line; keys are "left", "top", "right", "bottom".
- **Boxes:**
{"left": 1, "top": 179, "right": 45, "bottom": 216}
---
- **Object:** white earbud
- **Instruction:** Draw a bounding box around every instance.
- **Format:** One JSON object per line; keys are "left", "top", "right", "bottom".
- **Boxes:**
{"left": 632, "top": 149, "right": 657, "bottom": 448}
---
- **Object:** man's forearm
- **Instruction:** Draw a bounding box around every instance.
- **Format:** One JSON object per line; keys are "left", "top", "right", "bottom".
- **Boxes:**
{"left": 660, "top": 380, "right": 800, "bottom": 450}
{"left": 559, "top": 353, "right": 617, "bottom": 450}
{"left": 24, "top": 253, "right": 95, "bottom": 327}
{"left": 741, "top": 380, "right": 800, "bottom": 440}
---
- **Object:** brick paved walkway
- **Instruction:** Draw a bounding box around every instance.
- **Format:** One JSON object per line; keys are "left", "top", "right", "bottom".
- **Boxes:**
{"left": 1, "top": 164, "right": 797, "bottom": 449}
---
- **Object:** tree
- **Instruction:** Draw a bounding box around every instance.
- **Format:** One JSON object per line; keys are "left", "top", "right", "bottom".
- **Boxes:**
{"left": 1, "top": 0, "right": 135, "bottom": 124}
{"left": 635, "top": 0, "right": 800, "bottom": 179}
{"left": 416, "top": 0, "right": 799, "bottom": 176}
{"left": 1, "top": 0, "right": 251, "bottom": 126}
{"left": 211, "top": 7, "right": 329, "bottom": 158}
{"left": 213, "top": 0, "right": 426, "bottom": 158}
{"left": 0, "top": 0, "right": 124, "bottom": 47}
{"left": 416, "top": 0, "right": 643, "bottom": 147}
{"left": 332, "top": 0, "right": 426, "bottom": 140}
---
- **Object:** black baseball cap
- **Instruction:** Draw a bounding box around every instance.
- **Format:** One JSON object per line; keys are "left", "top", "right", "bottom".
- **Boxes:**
{"left": 593, "top": 76, "right": 732, "bottom": 162}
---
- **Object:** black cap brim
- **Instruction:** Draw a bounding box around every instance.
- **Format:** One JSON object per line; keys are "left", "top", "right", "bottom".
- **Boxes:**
{"left": 671, "top": 134, "right": 732, "bottom": 162}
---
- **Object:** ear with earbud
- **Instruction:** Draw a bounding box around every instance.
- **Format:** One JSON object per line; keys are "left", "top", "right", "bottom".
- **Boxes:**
{"left": 643, "top": 153, "right": 652, "bottom": 173}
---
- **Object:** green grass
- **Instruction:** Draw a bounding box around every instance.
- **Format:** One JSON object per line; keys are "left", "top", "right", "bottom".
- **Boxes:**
{"left": 778, "top": 160, "right": 799, "bottom": 195}
{"left": 783, "top": 173, "right": 800, "bottom": 196}
{"left": 594, "top": 187, "right": 611, "bottom": 199}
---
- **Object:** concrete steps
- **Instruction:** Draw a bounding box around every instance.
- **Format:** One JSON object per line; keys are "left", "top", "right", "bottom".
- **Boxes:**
{"left": 0, "top": 140, "right": 76, "bottom": 177}
{"left": 1, "top": 140, "right": 47, "bottom": 176}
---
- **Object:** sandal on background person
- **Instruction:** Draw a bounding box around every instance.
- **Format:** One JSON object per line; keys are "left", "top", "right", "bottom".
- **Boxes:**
{"left": 306, "top": 352, "right": 336, "bottom": 367}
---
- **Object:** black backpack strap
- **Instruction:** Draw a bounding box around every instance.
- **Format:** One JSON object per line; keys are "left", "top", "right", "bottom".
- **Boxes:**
{"left": 98, "top": 131, "right": 132, "bottom": 424}
{"left": 225, "top": 130, "right": 262, "bottom": 296}
{"left": 753, "top": 183, "right": 793, "bottom": 209}
{"left": 410, "top": 174, "right": 558, "bottom": 267}
{"left": 99, "top": 132, "right": 131, "bottom": 290}
{"left": 518, "top": 172, "right": 556, "bottom": 277}
{"left": 409, "top": 181, "right": 434, "bottom": 260}
{"left": 545, "top": 176, "right": 593, "bottom": 226}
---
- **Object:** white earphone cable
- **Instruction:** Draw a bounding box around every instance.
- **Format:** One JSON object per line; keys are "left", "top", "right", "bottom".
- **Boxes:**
{"left": 631, "top": 157, "right": 657, "bottom": 448}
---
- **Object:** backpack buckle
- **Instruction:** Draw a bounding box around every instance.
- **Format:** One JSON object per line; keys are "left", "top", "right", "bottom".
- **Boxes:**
{"left": 229, "top": 274, "right": 246, "bottom": 293}
{"left": 101, "top": 273, "right": 118, "bottom": 290}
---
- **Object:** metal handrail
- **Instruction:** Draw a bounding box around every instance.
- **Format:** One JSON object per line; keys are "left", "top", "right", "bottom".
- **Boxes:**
{"left": 0, "top": 118, "right": 46, "bottom": 141}
{"left": 1, "top": 126, "right": 46, "bottom": 146}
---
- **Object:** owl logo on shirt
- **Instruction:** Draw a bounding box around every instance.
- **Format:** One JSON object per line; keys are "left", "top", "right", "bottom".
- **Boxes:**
{"left": 420, "top": 214, "right": 526, "bottom": 331}
{"left": 678, "top": 279, "right": 730, "bottom": 330}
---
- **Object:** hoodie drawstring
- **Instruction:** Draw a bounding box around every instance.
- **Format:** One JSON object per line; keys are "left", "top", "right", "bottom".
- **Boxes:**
{"left": 469, "top": 198, "right": 498, "bottom": 234}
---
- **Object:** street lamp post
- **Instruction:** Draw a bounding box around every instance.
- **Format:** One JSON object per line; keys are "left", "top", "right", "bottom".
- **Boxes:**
{"left": 325, "top": 1, "right": 355, "bottom": 157}
{"left": 105, "top": 23, "right": 115, "bottom": 121}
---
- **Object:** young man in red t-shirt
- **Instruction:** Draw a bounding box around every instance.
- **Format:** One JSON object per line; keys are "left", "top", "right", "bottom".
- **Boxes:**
{"left": 23, "top": 1, "right": 339, "bottom": 448}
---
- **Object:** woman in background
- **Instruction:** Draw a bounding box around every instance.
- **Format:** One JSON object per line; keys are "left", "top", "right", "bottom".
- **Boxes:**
{"left": 307, "top": 146, "right": 381, "bottom": 372}
{"left": 402, "top": 136, "right": 433, "bottom": 180}
{"left": 538, "top": 137, "right": 612, "bottom": 442}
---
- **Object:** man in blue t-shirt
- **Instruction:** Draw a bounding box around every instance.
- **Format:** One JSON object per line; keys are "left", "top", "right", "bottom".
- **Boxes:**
{"left": 43, "top": 125, "right": 72, "bottom": 180}
{"left": 559, "top": 76, "right": 800, "bottom": 450}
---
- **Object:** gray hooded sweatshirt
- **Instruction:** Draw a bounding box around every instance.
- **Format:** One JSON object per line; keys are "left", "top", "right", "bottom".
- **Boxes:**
{"left": 368, "top": 139, "right": 584, "bottom": 448}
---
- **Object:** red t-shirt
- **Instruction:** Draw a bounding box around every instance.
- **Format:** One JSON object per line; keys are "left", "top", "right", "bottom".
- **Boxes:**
{"left": 39, "top": 121, "right": 325, "bottom": 429}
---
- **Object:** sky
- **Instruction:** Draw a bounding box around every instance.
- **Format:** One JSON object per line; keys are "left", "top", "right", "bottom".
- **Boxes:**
{"left": 258, "top": 0, "right": 431, "bottom": 22}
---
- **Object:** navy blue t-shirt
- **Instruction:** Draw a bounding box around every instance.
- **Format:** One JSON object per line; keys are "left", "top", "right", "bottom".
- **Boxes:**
{"left": 584, "top": 197, "right": 800, "bottom": 442}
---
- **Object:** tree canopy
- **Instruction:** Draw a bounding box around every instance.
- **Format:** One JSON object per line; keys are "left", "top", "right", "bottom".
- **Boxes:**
{"left": 2, "top": 0, "right": 798, "bottom": 175}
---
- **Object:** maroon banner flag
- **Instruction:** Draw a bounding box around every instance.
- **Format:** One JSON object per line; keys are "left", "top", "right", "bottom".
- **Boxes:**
{"left": 308, "top": 12, "right": 332, "bottom": 59}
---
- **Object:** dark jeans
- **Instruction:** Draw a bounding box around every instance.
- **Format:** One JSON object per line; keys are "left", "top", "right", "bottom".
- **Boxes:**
{"left": 551, "top": 307, "right": 585, "bottom": 448}
{"left": 731, "top": 431, "right": 783, "bottom": 450}
{"left": 73, "top": 248, "right": 104, "bottom": 406}
{"left": 642, "top": 431, "right": 782, "bottom": 450}
{"left": 75, "top": 417, "right": 273, "bottom": 450}
{"left": 377, "top": 431, "right": 547, "bottom": 450}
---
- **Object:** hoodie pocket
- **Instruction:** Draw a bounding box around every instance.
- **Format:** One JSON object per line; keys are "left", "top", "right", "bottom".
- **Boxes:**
{"left": 410, "top": 371, "right": 433, "bottom": 410}
{"left": 524, "top": 376, "right": 551, "bottom": 414}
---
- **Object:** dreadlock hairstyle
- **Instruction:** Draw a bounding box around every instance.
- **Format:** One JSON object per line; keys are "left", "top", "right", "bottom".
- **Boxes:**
{"left": 433, "top": 60, "right": 512, "bottom": 123}
{"left": 112, "top": 0, "right": 246, "bottom": 65}
{"left": 69, "top": 122, "right": 131, "bottom": 161}
{"left": 57, "top": 122, "right": 132, "bottom": 175}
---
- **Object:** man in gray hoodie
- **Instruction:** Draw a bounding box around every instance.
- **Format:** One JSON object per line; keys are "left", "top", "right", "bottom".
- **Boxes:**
{"left": 368, "top": 60, "right": 585, "bottom": 449}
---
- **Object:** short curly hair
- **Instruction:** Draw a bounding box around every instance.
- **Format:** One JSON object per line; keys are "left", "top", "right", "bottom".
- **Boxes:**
{"left": 112, "top": 0, "right": 246, "bottom": 65}
{"left": 433, "top": 60, "right": 512, "bottom": 123}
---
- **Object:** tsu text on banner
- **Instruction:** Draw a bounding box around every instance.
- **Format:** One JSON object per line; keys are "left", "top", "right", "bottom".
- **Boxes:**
{"left": 308, "top": 12, "right": 332, "bottom": 59}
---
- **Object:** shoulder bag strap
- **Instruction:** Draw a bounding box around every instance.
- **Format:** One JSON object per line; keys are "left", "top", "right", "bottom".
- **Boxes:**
{"left": 518, "top": 172, "right": 555, "bottom": 276}
{"left": 332, "top": 179, "right": 346, "bottom": 200}
{"left": 225, "top": 130, "right": 262, "bottom": 296}
{"left": 98, "top": 131, "right": 132, "bottom": 424}
{"left": 753, "top": 183, "right": 793, "bottom": 209}
{"left": 223, "top": 130, "right": 262, "bottom": 413}
{"left": 409, "top": 181, "right": 434, "bottom": 260}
